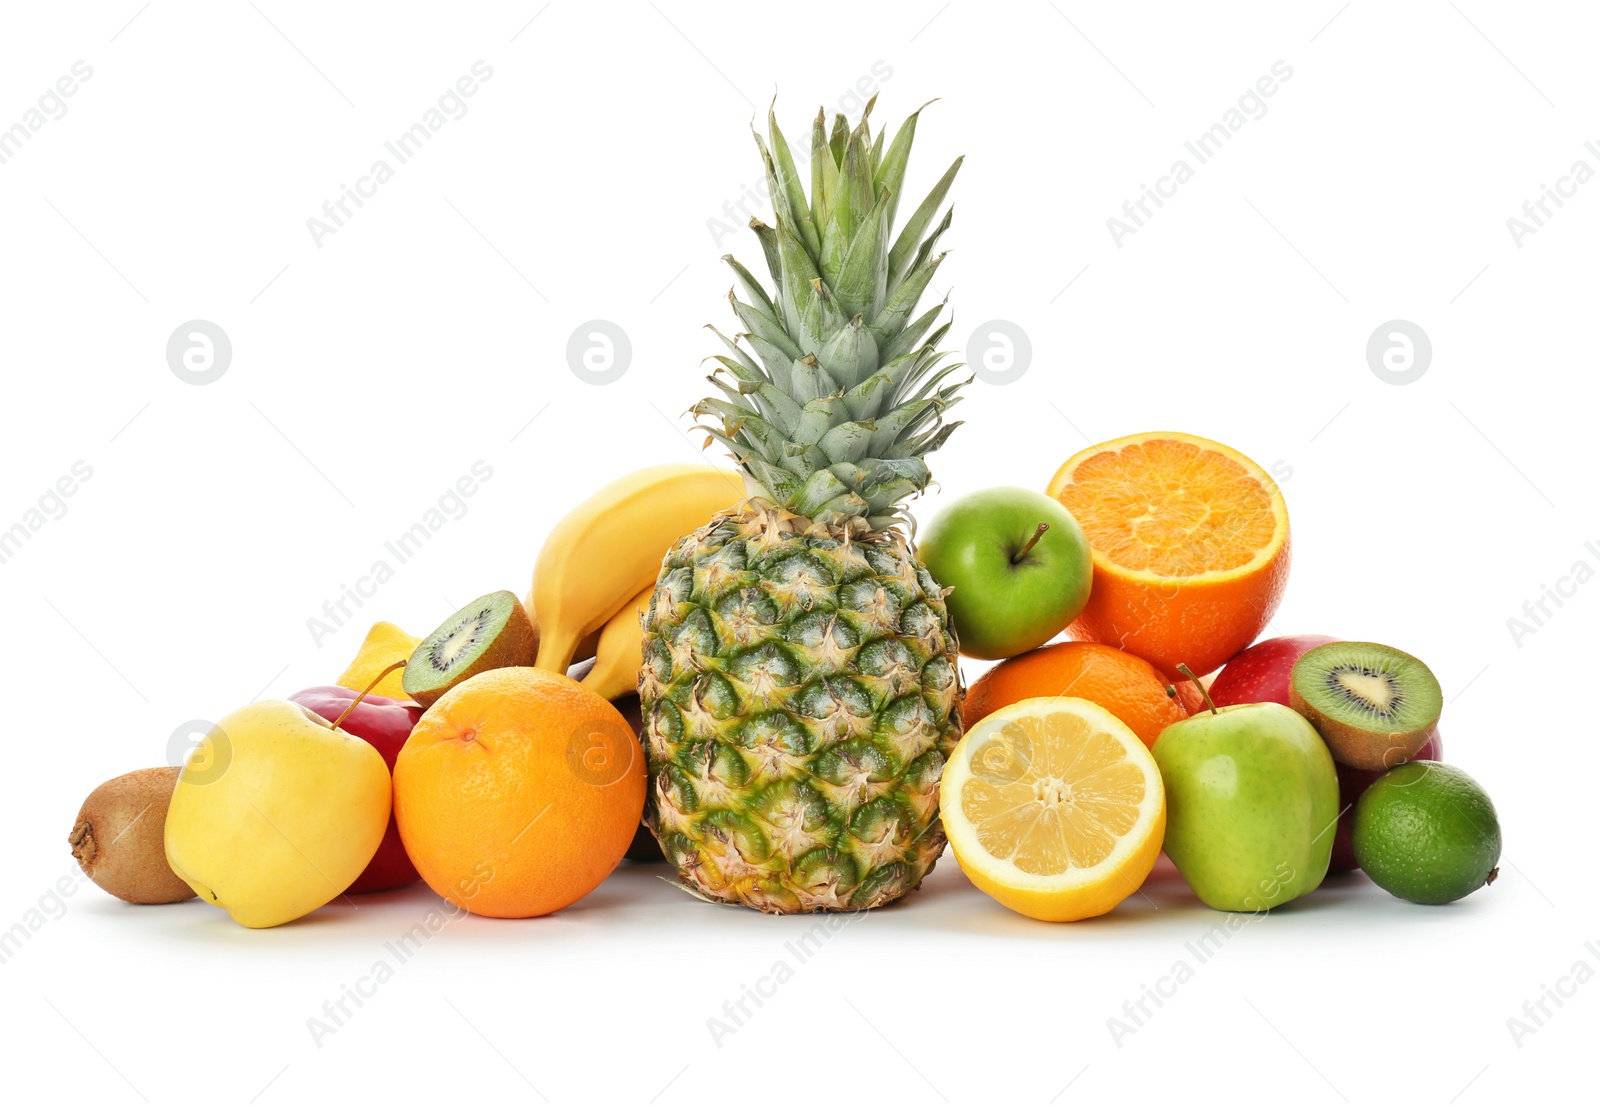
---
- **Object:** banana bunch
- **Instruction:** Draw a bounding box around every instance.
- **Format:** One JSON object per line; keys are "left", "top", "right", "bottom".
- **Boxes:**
{"left": 530, "top": 464, "right": 746, "bottom": 698}
{"left": 580, "top": 585, "right": 656, "bottom": 701}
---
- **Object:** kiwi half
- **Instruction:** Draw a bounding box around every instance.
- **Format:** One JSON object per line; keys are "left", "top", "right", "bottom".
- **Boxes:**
{"left": 1289, "top": 641, "right": 1442, "bottom": 770}
{"left": 403, "top": 590, "right": 536, "bottom": 707}
{"left": 69, "top": 767, "right": 195, "bottom": 904}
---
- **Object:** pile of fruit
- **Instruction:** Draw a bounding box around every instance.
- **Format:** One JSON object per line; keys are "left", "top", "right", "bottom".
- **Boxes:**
{"left": 67, "top": 99, "right": 1501, "bottom": 928}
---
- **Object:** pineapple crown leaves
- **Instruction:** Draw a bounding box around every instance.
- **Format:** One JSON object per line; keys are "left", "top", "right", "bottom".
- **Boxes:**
{"left": 692, "top": 96, "right": 967, "bottom": 533}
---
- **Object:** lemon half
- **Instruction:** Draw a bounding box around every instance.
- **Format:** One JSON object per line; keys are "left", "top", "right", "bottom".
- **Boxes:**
{"left": 940, "top": 696, "right": 1166, "bottom": 921}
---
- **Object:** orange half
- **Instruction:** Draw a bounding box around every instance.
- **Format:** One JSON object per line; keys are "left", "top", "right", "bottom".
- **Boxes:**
{"left": 1046, "top": 431, "right": 1290, "bottom": 677}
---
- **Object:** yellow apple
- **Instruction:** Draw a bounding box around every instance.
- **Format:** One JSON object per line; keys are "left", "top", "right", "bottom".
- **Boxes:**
{"left": 164, "top": 699, "right": 391, "bottom": 928}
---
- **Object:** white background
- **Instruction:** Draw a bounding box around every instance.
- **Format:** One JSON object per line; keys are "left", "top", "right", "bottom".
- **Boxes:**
{"left": 2, "top": 2, "right": 1594, "bottom": 1102}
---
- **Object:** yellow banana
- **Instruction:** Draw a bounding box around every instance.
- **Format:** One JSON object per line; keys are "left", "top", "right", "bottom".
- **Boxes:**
{"left": 522, "top": 589, "right": 601, "bottom": 664}
{"left": 531, "top": 463, "right": 745, "bottom": 673}
{"left": 580, "top": 584, "right": 654, "bottom": 701}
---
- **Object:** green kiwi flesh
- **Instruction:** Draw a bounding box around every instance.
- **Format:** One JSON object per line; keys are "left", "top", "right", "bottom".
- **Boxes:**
{"left": 69, "top": 767, "right": 195, "bottom": 904}
{"left": 1289, "top": 641, "right": 1442, "bottom": 770}
{"left": 403, "top": 590, "right": 536, "bottom": 707}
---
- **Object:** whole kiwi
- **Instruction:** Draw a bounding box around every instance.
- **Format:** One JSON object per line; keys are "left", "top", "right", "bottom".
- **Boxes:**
{"left": 69, "top": 767, "right": 195, "bottom": 904}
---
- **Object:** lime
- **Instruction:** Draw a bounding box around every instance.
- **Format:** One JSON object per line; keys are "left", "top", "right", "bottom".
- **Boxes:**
{"left": 1352, "top": 761, "right": 1501, "bottom": 904}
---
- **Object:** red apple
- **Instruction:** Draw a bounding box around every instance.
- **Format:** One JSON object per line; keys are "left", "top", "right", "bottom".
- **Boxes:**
{"left": 289, "top": 686, "right": 423, "bottom": 893}
{"left": 1328, "top": 733, "right": 1444, "bottom": 873}
{"left": 1209, "top": 635, "right": 1338, "bottom": 707}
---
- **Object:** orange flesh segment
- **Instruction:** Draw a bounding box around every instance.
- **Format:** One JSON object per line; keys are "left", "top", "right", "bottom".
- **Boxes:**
{"left": 1056, "top": 437, "right": 1276, "bottom": 576}
{"left": 960, "top": 711, "right": 1147, "bottom": 876}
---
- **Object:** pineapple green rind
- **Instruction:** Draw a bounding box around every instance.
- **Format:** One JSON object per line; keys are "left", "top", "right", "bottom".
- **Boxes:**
{"left": 642, "top": 505, "right": 963, "bottom": 913}
{"left": 643, "top": 99, "right": 967, "bottom": 914}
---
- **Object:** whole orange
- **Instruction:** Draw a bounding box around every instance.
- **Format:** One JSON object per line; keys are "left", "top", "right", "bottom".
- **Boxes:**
{"left": 1047, "top": 431, "right": 1290, "bottom": 678}
{"left": 964, "top": 641, "right": 1200, "bottom": 749}
{"left": 393, "top": 666, "right": 645, "bottom": 918}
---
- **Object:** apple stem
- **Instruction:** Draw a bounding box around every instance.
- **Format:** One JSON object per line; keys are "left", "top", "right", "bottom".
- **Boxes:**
{"left": 1011, "top": 522, "right": 1050, "bottom": 564}
{"left": 331, "top": 660, "right": 407, "bottom": 730}
{"left": 1176, "top": 663, "right": 1218, "bottom": 715}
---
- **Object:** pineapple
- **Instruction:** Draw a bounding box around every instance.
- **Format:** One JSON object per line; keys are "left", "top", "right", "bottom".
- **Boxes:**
{"left": 640, "top": 99, "right": 967, "bottom": 913}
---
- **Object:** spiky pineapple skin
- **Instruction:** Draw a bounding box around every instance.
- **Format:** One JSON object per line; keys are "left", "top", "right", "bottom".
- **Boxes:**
{"left": 640, "top": 502, "right": 963, "bottom": 914}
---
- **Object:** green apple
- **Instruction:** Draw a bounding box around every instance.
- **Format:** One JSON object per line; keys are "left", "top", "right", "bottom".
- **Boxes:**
{"left": 1153, "top": 698, "right": 1338, "bottom": 912}
{"left": 164, "top": 699, "right": 391, "bottom": 928}
{"left": 917, "top": 487, "right": 1092, "bottom": 660}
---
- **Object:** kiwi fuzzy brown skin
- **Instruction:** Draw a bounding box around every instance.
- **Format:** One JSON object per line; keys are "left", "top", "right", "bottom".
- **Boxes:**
{"left": 404, "top": 591, "right": 537, "bottom": 707}
{"left": 69, "top": 767, "right": 195, "bottom": 904}
{"left": 1289, "top": 642, "right": 1442, "bottom": 771}
{"left": 1290, "top": 687, "right": 1436, "bottom": 770}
